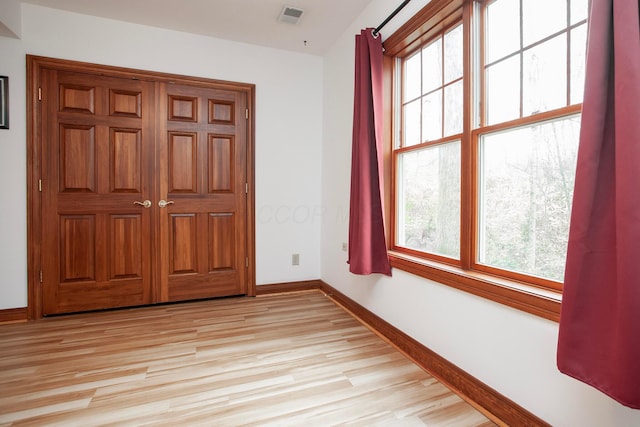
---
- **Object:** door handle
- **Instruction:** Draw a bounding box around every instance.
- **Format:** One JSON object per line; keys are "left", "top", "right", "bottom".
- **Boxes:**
{"left": 134, "top": 200, "right": 152, "bottom": 208}
{"left": 158, "top": 200, "right": 174, "bottom": 208}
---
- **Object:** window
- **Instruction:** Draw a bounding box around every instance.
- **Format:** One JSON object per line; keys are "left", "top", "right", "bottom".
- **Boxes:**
{"left": 385, "top": 0, "right": 589, "bottom": 319}
{"left": 397, "top": 24, "right": 463, "bottom": 261}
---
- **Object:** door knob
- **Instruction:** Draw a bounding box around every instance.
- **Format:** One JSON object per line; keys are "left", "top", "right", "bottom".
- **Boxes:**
{"left": 158, "top": 200, "right": 174, "bottom": 208}
{"left": 133, "top": 200, "right": 152, "bottom": 208}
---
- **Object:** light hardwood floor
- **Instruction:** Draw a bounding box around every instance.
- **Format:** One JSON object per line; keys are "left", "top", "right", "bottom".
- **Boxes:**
{"left": 0, "top": 291, "right": 496, "bottom": 426}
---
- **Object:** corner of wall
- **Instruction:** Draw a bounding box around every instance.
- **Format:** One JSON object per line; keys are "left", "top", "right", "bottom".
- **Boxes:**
{"left": 0, "top": 0, "right": 22, "bottom": 38}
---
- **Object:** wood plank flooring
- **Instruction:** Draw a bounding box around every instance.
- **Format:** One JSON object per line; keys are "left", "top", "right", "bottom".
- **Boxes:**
{"left": 0, "top": 291, "right": 496, "bottom": 426}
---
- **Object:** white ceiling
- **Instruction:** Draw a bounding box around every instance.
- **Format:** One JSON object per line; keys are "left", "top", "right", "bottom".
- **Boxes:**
{"left": 21, "top": 0, "right": 374, "bottom": 55}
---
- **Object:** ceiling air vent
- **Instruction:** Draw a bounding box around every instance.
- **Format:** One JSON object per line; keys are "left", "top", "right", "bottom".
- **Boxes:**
{"left": 278, "top": 6, "right": 304, "bottom": 24}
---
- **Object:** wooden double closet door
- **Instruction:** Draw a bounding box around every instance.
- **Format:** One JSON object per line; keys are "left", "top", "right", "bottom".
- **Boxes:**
{"left": 29, "top": 57, "right": 255, "bottom": 316}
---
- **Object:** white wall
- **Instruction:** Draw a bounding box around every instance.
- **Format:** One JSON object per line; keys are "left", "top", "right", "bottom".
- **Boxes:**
{"left": 320, "top": 1, "right": 640, "bottom": 426}
{"left": 0, "top": 3, "right": 323, "bottom": 309}
{"left": 0, "top": 31, "right": 27, "bottom": 310}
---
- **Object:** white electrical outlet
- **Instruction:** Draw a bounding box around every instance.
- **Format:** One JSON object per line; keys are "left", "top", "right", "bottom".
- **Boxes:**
{"left": 292, "top": 254, "right": 300, "bottom": 265}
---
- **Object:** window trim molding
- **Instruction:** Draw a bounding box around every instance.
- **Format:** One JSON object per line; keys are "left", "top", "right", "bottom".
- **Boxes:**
{"left": 383, "top": 0, "right": 569, "bottom": 322}
{"left": 389, "top": 252, "right": 561, "bottom": 322}
{"left": 383, "top": 0, "right": 465, "bottom": 57}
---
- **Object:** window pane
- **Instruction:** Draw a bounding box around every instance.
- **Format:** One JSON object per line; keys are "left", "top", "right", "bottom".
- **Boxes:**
{"left": 422, "top": 91, "right": 443, "bottom": 141}
{"left": 397, "top": 142, "right": 461, "bottom": 259}
{"left": 522, "top": 0, "right": 566, "bottom": 46}
{"left": 571, "top": 0, "right": 589, "bottom": 24}
{"left": 478, "top": 116, "right": 580, "bottom": 281}
{"left": 403, "top": 99, "right": 421, "bottom": 147}
{"left": 523, "top": 35, "right": 567, "bottom": 115}
{"left": 444, "top": 25, "right": 463, "bottom": 83}
{"left": 570, "top": 25, "right": 587, "bottom": 104}
{"left": 422, "top": 39, "right": 443, "bottom": 94}
{"left": 486, "top": 0, "right": 520, "bottom": 63}
{"left": 486, "top": 56, "right": 520, "bottom": 124}
{"left": 404, "top": 52, "right": 422, "bottom": 101}
{"left": 444, "top": 81, "right": 463, "bottom": 136}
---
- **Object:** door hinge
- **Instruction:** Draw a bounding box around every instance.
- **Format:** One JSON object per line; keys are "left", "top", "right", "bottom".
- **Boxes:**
{"left": 38, "top": 179, "right": 42, "bottom": 192}
{"left": 245, "top": 182, "right": 248, "bottom": 194}
{"left": 38, "top": 87, "right": 42, "bottom": 101}
{"left": 39, "top": 270, "right": 43, "bottom": 283}
{"left": 246, "top": 257, "right": 249, "bottom": 268}
{"left": 245, "top": 109, "right": 249, "bottom": 119}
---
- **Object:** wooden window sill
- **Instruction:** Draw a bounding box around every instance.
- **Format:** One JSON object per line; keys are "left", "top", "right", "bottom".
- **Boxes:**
{"left": 388, "top": 251, "right": 561, "bottom": 322}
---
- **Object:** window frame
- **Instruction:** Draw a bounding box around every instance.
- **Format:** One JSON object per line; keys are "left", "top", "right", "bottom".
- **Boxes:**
{"left": 383, "top": 0, "right": 586, "bottom": 321}
{"left": 470, "top": 106, "right": 582, "bottom": 292}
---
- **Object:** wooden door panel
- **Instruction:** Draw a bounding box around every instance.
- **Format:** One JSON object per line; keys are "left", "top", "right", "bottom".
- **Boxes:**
{"left": 42, "top": 70, "right": 154, "bottom": 315}
{"left": 109, "top": 214, "right": 144, "bottom": 279}
{"left": 208, "top": 135, "right": 233, "bottom": 192}
{"left": 165, "top": 272, "right": 242, "bottom": 301}
{"left": 59, "top": 215, "right": 96, "bottom": 282}
{"left": 209, "top": 99, "right": 234, "bottom": 124}
{"left": 109, "top": 89, "right": 142, "bottom": 117}
{"left": 52, "top": 281, "right": 151, "bottom": 314}
{"left": 110, "top": 128, "right": 142, "bottom": 192}
{"left": 59, "top": 84, "right": 95, "bottom": 114}
{"left": 168, "top": 95, "right": 198, "bottom": 122}
{"left": 169, "top": 214, "right": 198, "bottom": 274}
{"left": 59, "top": 124, "right": 96, "bottom": 192}
{"left": 168, "top": 132, "right": 198, "bottom": 192}
{"left": 209, "top": 213, "right": 235, "bottom": 270}
{"left": 159, "top": 83, "right": 247, "bottom": 302}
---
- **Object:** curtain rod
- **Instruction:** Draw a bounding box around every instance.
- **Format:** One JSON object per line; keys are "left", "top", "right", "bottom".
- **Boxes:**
{"left": 372, "top": 0, "right": 412, "bottom": 37}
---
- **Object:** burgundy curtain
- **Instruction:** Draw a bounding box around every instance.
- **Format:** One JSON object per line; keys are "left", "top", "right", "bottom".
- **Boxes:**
{"left": 348, "top": 29, "right": 391, "bottom": 276}
{"left": 557, "top": 0, "right": 640, "bottom": 409}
